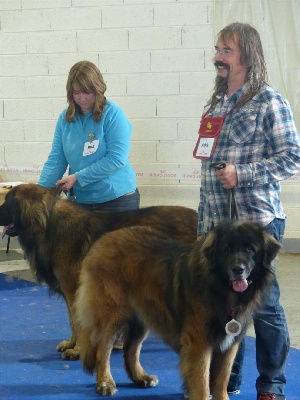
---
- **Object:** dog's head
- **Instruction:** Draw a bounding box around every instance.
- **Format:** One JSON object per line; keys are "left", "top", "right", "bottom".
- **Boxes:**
{"left": 202, "top": 220, "right": 281, "bottom": 292}
{"left": 0, "top": 183, "right": 57, "bottom": 238}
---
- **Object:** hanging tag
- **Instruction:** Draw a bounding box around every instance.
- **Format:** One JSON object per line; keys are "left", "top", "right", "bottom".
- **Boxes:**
{"left": 83, "top": 139, "right": 99, "bottom": 156}
{"left": 193, "top": 114, "right": 227, "bottom": 160}
{"left": 225, "top": 318, "right": 242, "bottom": 336}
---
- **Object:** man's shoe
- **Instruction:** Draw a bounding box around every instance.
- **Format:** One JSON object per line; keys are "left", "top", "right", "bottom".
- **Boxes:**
{"left": 228, "top": 389, "right": 241, "bottom": 395}
{"left": 257, "top": 393, "right": 286, "bottom": 400}
{"left": 208, "top": 389, "right": 240, "bottom": 399}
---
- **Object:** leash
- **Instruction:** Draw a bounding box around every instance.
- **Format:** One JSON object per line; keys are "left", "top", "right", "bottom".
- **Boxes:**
{"left": 6, "top": 236, "right": 10, "bottom": 254}
{"left": 211, "top": 162, "right": 239, "bottom": 220}
{"left": 68, "top": 187, "right": 76, "bottom": 202}
{"left": 54, "top": 184, "right": 76, "bottom": 201}
{"left": 228, "top": 187, "right": 239, "bottom": 220}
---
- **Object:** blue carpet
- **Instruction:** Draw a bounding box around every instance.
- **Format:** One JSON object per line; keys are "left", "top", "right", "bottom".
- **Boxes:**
{"left": 0, "top": 273, "right": 299, "bottom": 400}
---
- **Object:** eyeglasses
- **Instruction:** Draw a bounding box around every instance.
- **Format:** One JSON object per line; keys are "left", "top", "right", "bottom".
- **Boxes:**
{"left": 213, "top": 47, "right": 236, "bottom": 57}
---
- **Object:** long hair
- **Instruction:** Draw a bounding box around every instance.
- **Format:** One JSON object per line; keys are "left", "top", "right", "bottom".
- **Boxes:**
{"left": 66, "top": 61, "right": 107, "bottom": 122}
{"left": 211, "top": 22, "right": 267, "bottom": 109}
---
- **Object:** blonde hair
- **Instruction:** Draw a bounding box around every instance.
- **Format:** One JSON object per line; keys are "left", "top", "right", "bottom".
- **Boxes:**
{"left": 66, "top": 61, "right": 107, "bottom": 122}
{"left": 211, "top": 22, "right": 267, "bottom": 109}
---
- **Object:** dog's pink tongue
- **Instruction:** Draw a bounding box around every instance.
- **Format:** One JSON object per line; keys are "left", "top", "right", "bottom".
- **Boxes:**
{"left": 232, "top": 279, "right": 248, "bottom": 292}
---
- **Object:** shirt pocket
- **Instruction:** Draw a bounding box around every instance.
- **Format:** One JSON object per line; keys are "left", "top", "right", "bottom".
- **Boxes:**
{"left": 228, "top": 111, "right": 257, "bottom": 144}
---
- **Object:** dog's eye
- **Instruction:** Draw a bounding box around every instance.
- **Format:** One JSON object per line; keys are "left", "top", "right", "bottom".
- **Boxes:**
{"left": 246, "top": 245, "right": 254, "bottom": 253}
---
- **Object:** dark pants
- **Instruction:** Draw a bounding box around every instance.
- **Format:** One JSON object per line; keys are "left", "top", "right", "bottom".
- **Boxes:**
{"left": 228, "top": 218, "right": 289, "bottom": 397}
{"left": 77, "top": 188, "right": 140, "bottom": 212}
{"left": 76, "top": 188, "right": 140, "bottom": 347}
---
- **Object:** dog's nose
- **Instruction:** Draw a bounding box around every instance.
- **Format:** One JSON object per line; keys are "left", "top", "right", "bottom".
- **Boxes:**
{"left": 232, "top": 265, "right": 245, "bottom": 276}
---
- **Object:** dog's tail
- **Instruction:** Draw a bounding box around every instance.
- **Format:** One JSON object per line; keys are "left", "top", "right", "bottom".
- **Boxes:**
{"left": 77, "top": 328, "right": 97, "bottom": 374}
{"left": 75, "top": 269, "right": 99, "bottom": 374}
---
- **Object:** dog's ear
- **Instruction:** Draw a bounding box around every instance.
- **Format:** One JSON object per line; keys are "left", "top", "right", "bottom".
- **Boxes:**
{"left": 263, "top": 232, "right": 281, "bottom": 267}
{"left": 202, "top": 231, "right": 217, "bottom": 264}
{"left": 0, "top": 191, "right": 18, "bottom": 226}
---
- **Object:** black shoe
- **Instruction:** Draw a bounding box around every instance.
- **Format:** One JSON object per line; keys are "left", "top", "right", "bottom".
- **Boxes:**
{"left": 257, "top": 393, "right": 286, "bottom": 400}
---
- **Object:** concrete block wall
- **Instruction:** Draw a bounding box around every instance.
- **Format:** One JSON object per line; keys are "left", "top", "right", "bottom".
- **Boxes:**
{"left": 0, "top": 0, "right": 299, "bottom": 251}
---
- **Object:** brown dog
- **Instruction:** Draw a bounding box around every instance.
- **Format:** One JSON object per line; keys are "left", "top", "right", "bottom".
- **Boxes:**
{"left": 75, "top": 220, "right": 280, "bottom": 400}
{"left": 0, "top": 183, "right": 197, "bottom": 360}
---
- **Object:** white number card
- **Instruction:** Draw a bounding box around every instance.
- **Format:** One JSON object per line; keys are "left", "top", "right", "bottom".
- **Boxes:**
{"left": 195, "top": 137, "right": 215, "bottom": 158}
{"left": 83, "top": 140, "right": 99, "bottom": 156}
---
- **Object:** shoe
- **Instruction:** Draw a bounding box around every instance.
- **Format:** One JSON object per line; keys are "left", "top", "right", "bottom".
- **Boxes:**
{"left": 257, "top": 393, "right": 286, "bottom": 400}
{"left": 228, "top": 389, "right": 241, "bottom": 395}
{"left": 113, "top": 337, "right": 123, "bottom": 350}
{"left": 113, "top": 327, "right": 125, "bottom": 350}
{"left": 207, "top": 389, "right": 240, "bottom": 399}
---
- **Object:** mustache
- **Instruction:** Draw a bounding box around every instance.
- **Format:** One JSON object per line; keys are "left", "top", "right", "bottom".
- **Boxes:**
{"left": 214, "top": 61, "right": 229, "bottom": 69}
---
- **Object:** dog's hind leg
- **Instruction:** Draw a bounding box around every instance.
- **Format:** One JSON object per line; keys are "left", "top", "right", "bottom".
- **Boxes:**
{"left": 94, "top": 336, "right": 118, "bottom": 396}
{"left": 123, "top": 316, "right": 159, "bottom": 389}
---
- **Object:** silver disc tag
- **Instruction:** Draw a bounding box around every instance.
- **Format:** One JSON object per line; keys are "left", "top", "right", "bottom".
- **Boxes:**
{"left": 225, "top": 318, "right": 242, "bottom": 336}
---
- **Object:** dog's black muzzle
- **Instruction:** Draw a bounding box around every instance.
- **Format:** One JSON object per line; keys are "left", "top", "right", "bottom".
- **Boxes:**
{"left": 6, "top": 225, "right": 19, "bottom": 237}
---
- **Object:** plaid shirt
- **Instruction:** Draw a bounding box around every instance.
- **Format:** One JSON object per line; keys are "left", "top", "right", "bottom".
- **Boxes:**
{"left": 197, "top": 83, "right": 300, "bottom": 235}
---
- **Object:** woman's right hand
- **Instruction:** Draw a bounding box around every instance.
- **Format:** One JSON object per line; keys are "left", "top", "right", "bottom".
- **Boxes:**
{"left": 56, "top": 174, "right": 77, "bottom": 191}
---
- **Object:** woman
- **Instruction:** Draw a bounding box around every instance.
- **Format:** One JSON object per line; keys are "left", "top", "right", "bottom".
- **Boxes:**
{"left": 38, "top": 60, "right": 140, "bottom": 212}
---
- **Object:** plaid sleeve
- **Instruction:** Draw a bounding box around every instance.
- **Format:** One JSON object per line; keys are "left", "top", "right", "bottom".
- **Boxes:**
{"left": 237, "top": 96, "right": 300, "bottom": 187}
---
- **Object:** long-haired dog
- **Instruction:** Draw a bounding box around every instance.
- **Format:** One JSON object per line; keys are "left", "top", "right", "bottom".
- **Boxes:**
{"left": 75, "top": 220, "right": 280, "bottom": 399}
{"left": 0, "top": 183, "right": 197, "bottom": 360}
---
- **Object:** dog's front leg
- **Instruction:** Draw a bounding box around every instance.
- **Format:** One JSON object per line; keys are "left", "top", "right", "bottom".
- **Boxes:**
{"left": 56, "top": 292, "right": 80, "bottom": 360}
{"left": 179, "top": 340, "right": 212, "bottom": 400}
{"left": 123, "top": 322, "right": 158, "bottom": 389}
{"left": 210, "top": 342, "right": 239, "bottom": 400}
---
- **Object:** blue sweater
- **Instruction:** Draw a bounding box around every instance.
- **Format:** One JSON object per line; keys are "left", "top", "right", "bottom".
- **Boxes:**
{"left": 38, "top": 100, "right": 137, "bottom": 204}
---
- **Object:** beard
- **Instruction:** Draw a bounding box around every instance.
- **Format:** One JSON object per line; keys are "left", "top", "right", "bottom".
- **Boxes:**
{"left": 214, "top": 75, "right": 228, "bottom": 88}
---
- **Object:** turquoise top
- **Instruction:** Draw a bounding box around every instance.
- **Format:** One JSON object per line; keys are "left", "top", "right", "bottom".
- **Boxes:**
{"left": 38, "top": 100, "right": 137, "bottom": 204}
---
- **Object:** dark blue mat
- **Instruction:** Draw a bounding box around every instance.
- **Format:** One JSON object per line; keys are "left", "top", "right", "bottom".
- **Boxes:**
{"left": 0, "top": 273, "right": 299, "bottom": 400}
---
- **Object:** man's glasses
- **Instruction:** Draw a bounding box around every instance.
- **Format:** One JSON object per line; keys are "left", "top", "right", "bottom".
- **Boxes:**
{"left": 213, "top": 46, "right": 236, "bottom": 57}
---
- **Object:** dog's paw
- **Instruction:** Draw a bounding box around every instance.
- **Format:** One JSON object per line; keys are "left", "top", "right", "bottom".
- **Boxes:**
{"left": 56, "top": 339, "right": 75, "bottom": 352}
{"left": 96, "top": 381, "right": 117, "bottom": 396}
{"left": 135, "top": 374, "right": 159, "bottom": 388}
{"left": 61, "top": 349, "right": 80, "bottom": 361}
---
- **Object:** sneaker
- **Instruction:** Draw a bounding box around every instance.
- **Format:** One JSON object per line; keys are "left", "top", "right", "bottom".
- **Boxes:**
{"left": 228, "top": 389, "right": 241, "bottom": 395}
{"left": 113, "top": 328, "right": 125, "bottom": 350}
{"left": 207, "top": 390, "right": 240, "bottom": 399}
{"left": 257, "top": 393, "right": 286, "bottom": 400}
{"left": 112, "top": 337, "right": 123, "bottom": 350}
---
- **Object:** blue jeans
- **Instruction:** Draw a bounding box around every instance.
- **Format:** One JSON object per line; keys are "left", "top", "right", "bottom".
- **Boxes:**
{"left": 228, "top": 218, "right": 290, "bottom": 396}
{"left": 77, "top": 188, "right": 140, "bottom": 212}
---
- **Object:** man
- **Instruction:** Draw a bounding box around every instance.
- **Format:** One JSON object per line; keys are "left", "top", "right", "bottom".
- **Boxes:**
{"left": 194, "top": 22, "right": 300, "bottom": 400}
